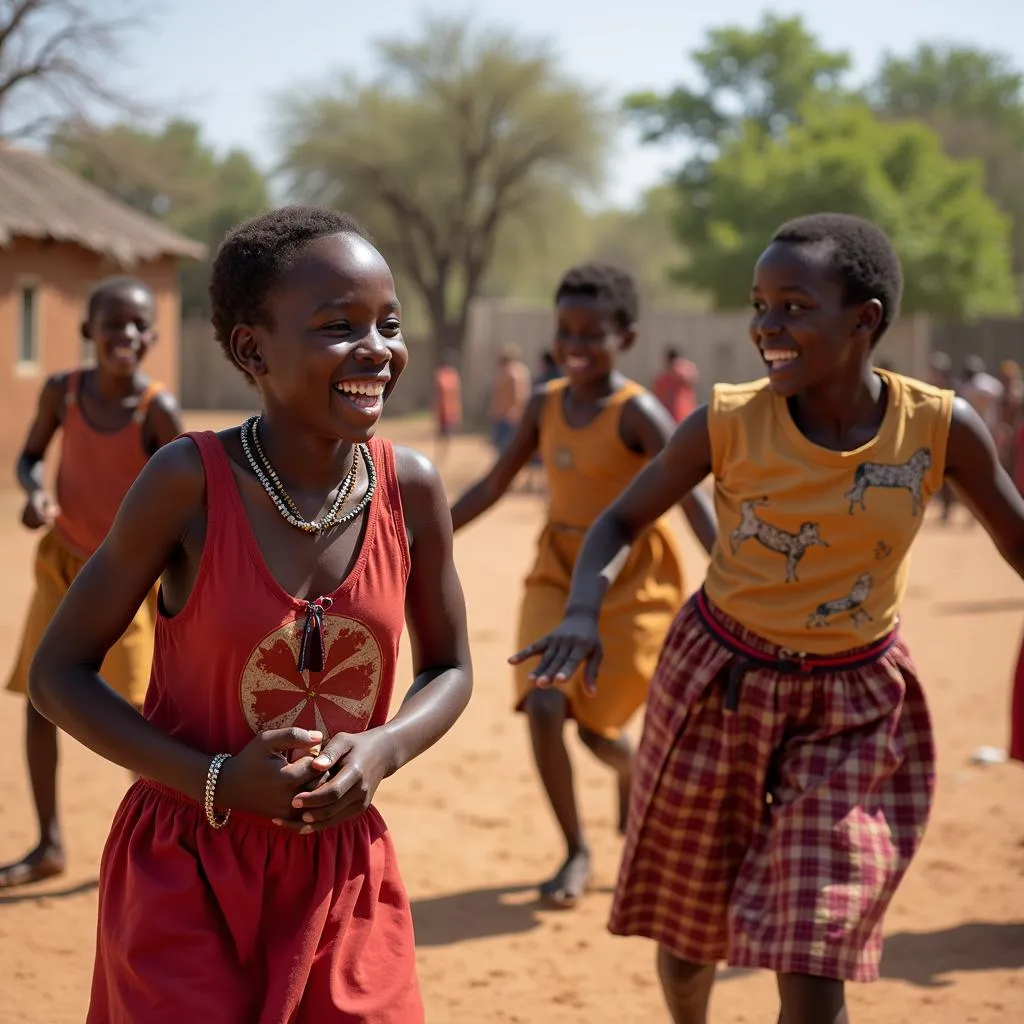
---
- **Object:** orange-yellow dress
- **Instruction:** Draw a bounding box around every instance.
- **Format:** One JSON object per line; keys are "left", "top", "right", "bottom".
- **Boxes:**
{"left": 514, "top": 378, "right": 685, "bottom": 738}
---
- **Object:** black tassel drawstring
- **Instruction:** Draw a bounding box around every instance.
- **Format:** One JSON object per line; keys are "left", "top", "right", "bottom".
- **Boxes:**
{"left": 297, "top": 597, "right": 333, "bottom": 673}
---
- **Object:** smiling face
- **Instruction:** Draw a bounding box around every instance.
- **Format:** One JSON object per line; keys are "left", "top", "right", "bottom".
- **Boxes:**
{"left": 84, "top": 285, "right": 156, "bottom": 380}
{"left": 233, "top": 231, "right": 408, "bottom": 443}
{"left": 553, "top": 295, "right": 634, "bottom": 388}
{"left": 749, "top": 241, "right": 882, "bottom": 398}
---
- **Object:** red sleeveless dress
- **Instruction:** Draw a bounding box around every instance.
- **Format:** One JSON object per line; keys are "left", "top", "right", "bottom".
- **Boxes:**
{"left": 88, "top": 431, "right": 423, "bottom": 1024}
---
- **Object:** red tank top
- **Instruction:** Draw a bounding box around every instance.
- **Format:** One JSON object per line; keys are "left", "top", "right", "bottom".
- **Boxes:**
{"left": 143, "top": 431, "right": 410, "bottom": 756}
{"left": 55, "top": 370, "right": 164, "bottom": 557}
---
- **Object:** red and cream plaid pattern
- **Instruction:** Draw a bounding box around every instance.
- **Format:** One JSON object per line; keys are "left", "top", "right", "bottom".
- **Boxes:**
{"left": 609, "top": 594, "right": 935, "bottom": 982}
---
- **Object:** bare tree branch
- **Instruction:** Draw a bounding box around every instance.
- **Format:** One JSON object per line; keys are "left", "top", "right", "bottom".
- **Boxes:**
{"left": 0, "top": 0, "right": 154, "bottom": 139}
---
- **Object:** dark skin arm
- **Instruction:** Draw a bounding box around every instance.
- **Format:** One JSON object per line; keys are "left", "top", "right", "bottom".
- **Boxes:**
{"left": 945, "top": 396, "right": 1024, "bottom": 574}
{"left": 16, "top": 374, "right": 66, "bottom": 529}
{"left": 620, "top": 392, "right": 717, "bottom": 554}
{"left": 510, "top": 405, "right": 714, "bottom": 688}
{"left": 285, "top": 446, "right": 473, "bottom": 832}
{"left": 450, "top": 388, "right": 544, "bottom": 531}
{"left": 143, "top": 390, "right": 185, "bottom": 453}
{"left": 28, "top": 440, "right": 325, "bottom": 817}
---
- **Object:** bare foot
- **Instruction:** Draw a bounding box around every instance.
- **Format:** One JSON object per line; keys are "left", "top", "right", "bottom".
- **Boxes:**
{"left": 0, "top": 843, "right": 66, "bottom": 889}
{"left": 538, "top": 849, "right": 591, "bottom": 909}
{"left": 617, "top": 773, "right": 633, "bottom": 835}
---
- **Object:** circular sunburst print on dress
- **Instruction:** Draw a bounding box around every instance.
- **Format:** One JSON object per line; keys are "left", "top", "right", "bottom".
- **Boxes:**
{"left": 239, "top": 614, "right": 383, "bottom": 739}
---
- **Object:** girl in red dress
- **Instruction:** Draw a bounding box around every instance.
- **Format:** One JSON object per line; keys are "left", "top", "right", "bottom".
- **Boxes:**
{"left": 29, "top": 206, "right": 473, "bottom": 1023}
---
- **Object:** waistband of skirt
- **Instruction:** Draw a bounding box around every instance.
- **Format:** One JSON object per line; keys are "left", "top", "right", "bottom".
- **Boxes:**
{"left": 136, "top": 777, "right": 285, "bottom": 831}
{"left": 693, "top": 587, "right": 897, "bottom": 674}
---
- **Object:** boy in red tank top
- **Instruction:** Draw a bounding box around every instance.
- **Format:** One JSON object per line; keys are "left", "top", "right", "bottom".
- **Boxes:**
{"left": 29, "top": 206, "right": 472, "bottom": 1023}
{"left": 1, "top": 276, "right": 182, "bottom": 889}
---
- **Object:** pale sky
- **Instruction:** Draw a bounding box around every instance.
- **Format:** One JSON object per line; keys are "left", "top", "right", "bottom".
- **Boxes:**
{"left": 119, "top": 0, "right": 1024, "bottom": 207}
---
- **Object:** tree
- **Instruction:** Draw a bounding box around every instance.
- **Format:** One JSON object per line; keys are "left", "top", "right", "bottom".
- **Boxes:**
{"left": 625, "top": 14, "right": 850, "bottom": 153}
{"left": 0, "top": 0, "right": 150, "bottom": 139}
{"left": 50, "top": 119, "right": 271, "bottom": 314}
{"left": 276, "top": 16, "right": 610, "bottom": 363}
{"left": 674, "top": 101, "right": 1017, "bottom": 320}
{"left": 869, "top": 44, "right": 1024, "bottom": 281}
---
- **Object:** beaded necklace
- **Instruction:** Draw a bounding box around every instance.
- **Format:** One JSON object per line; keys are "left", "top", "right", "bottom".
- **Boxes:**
{"left": 239, "top": 415, "right": 376, "bottom": 536}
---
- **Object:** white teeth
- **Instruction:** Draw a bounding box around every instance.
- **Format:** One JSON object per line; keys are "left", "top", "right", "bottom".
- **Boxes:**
{"left": 762, "top": 349, "right": 799, "bottom": 366}
{"left": 337, "top": 381, "right": 385, "bottom": 397}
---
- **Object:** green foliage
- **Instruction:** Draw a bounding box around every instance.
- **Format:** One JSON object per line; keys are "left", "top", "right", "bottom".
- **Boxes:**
{"left": 626, "top": 14, "right": 850, "bottom": 148}
{"left": 676, "top": 102, "right": 1017, "bottom": 319}
{"left": 626, "top": 17, "right": 1023, "bottom": 315}
{"left": 869, "top": 43, "right": 1024, "bottom": 281}
{"left": 50, "top": 119, "right": 271, "bottom": 314}
{"left": 275, "top": 16, "right": 611, "bottom": 362}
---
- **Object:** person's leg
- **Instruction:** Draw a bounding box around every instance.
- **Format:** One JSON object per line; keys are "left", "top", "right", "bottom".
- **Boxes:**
{"left": 657, "top": 948, "right": 716, "bottom": 1024}
{"left": 577, "top": 725, "right": 633, "bottom": 834}
{"left": 523, "top": 688, "right": 591, "bottom": 907}
{"left": 776, "top": 974, "right": 847, "bottom": 1024}
{"left": 0, "top": 700, "right": 65, "bottom": 887}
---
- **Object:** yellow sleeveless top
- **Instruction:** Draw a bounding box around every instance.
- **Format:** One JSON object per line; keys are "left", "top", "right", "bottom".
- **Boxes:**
{"left": 540, "top": 377, "right": 651, "bottom": 529}
{"left": 703, "top": 370, "right": 954, "bottom": 654}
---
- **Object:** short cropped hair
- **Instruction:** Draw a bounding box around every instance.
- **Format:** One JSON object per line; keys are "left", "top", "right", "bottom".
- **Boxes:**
{"left": 86, "top": 276, "right": 154, "bottom": 320}
{"left": 209, "top": 204, "right": 371, "bottom": 364}
{"left": 555, "top": 261, "right": 639, "bottom": 330}
{"left": 772, "top": 213, "right": 903, "bottom": 342}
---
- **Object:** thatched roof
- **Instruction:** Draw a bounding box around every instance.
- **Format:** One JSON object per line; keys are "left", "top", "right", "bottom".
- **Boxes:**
{"left": 0, "top": 145, "right": 206, "bottom": 265}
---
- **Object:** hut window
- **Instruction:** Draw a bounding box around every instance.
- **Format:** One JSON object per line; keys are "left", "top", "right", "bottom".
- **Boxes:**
{"left": 18, "top": 284, "right": 38, "bottom": 364}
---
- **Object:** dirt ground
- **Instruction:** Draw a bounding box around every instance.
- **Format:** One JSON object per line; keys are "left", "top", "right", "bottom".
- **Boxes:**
{"left": 0, "top": 411, "right": 1022, "bottom": 1023}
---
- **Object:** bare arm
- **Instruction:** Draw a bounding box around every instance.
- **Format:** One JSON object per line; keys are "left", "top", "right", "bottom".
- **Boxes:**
{"left": 28, "top": 440, "right": 217, "bottom": 800}
{"left": 450, "top": 388, "right": 544, "bottom": 531}
{"left": 144, "top": 390, "right": 185, "bottom": 454}
{"left": 945, "top": 397, "right": 1024, "bottom": 576}
{"left": 388, "top": 447, "right": 472, "bottom": 760}
{"left": 16, "top": 374, "right": 65, "bottom": 508}
{"left": 620, "top": 392, "right": 717, "bottom": 554}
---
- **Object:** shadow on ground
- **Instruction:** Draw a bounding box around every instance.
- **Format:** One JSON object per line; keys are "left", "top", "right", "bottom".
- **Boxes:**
{"left": 881, "top": 921, "right": 1024, "bottom": 987}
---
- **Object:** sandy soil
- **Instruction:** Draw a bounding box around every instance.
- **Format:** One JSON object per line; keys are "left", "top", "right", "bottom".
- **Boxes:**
{"left": 0, "top": 413, "right": 1022, "bottom": 1023}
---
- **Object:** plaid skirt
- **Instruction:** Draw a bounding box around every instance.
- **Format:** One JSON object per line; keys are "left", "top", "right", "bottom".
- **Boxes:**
{"left": 609, "top": 590, "right": 935, "bottom": 983}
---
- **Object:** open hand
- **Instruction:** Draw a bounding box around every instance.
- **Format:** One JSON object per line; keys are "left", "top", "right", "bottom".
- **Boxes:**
{"left": 281, "top": 728, "right": 396, "bottom": 834}
{"left": 508, "top": 611, "right": 603, "bottom": 694}
{"left": 22, "top": 491, "right": 59, "bottom": 530}
{"left": 216, "top": 727, "right": 325, "bottom": 821}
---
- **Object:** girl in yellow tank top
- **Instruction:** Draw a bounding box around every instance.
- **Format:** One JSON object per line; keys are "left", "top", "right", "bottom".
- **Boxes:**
{"left": 514, "top": 216, "right": 1024, "bottom": 1022}
{"left": 452, "top": 262, "right": 716, "bottom": 909}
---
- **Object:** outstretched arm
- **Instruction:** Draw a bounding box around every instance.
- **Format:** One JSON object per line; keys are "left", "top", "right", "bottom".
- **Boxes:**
{"left": 945, "top": 397, "right": 1024, "bottom": 575}
{"left": 621, "top": 392, "right": 717, "bottom": 554}
{"left": 450, "top": 389, "right": 544, "bottom": 531}
{"left": 510, "top": 406, "right": 714, "bottom": 686}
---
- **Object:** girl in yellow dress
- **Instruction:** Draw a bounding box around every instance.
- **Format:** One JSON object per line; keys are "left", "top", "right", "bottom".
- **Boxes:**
{"left": 452, "top": 262, "right": 716, "bottom": 907}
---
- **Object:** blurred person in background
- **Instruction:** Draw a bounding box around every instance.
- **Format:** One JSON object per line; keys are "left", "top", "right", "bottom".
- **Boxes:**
{"left": 929, "top": 352, "right": 960, "bottom": 525}
{"left": 652, "top": 346, "right": 698, "bottom": 424}
{"left": 434, "top": 349, "right": 462, "bottom": 468}
{"left": 961, "top": 355, "right": 1003, "bottom": 437}
{"left": 490, "top": 344, "right": 531, "bottom": 456}
{"left": 996, "top": 360, "right": 1024, "bottom": 476}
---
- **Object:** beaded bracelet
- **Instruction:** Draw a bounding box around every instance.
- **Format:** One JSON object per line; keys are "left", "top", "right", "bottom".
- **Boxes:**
{"left": 204, "top": 753, "right": 232, "bottom": 829}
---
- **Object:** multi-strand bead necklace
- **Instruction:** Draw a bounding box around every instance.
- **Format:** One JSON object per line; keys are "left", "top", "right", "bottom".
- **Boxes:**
{"left": 239, "top": 414, "right": 376, "bottom": 536}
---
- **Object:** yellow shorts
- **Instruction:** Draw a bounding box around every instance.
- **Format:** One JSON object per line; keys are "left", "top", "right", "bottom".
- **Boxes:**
{"left": 6, "top": 529, "right": 157, "bottom": 707}
{"left": 513, "top": 523, "right": 684, "bottom": 739}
